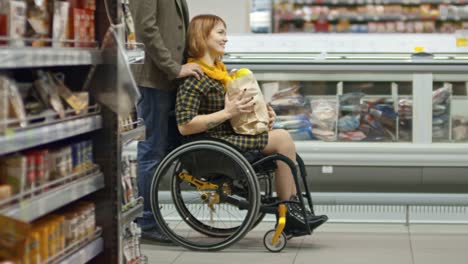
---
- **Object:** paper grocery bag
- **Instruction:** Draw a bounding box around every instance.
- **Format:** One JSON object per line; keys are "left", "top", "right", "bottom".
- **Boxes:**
{"left": 226, "top": 74, "right": 269, "bottom": 135}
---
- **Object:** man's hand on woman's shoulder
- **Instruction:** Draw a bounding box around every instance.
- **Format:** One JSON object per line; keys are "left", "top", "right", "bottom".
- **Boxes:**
{"left": 178, "top": 63, "right": 203, "bottom": 80}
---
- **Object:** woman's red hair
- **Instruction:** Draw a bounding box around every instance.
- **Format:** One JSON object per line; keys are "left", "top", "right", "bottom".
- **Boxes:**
{"left": 186, "top": 14, "right": 226, "bottom": 58}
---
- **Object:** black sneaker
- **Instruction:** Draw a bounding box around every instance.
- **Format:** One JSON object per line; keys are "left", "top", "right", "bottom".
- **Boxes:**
{"left": 282, "top": 201, "right": 328, "bottom": 236}
{"left": 141, "top": 227, "right": 173, "bottom": 244}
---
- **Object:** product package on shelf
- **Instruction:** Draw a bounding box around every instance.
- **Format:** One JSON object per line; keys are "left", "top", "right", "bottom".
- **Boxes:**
{"left": 121, "top": 0, "right": 136, "bottom": 48}
{"left": 121, "top": 154, "right": 138, "bottom": 208}
{"left": 432, "top": 83, "right": 452, "bottom": 141}
{"left": 269, "top": 84, "right": 314, "bottom": 141}
{"left": 0, "top": 200, "right": 97, "bottom": 263}
{"left": 52, "top": 0, "right": 70, "bottom": 47}
{"left": 309, "top": 98, "right": 337, "bottom": 141}
{"left": 0, "top": 214, "right": 31, "bottom": 263}
{"left": 337, "top": 84, "right": 398, "bottom": 142}
{"left": 122, "top": 223, "right": 142, "bottom": 264}
{"left": 0, "top": 139, "right": 94, "bottom": 205}
{"left": 0, "top": 75, "right": 9, "bottom": 133}
{"left": 25, "top": 0, "right": 51, "bottom": 47}
{"left": 0, "top": 154, "right": 27, "bottom": 196}
{"left": 0, "top": 0, "right": 27, "bottom": 47}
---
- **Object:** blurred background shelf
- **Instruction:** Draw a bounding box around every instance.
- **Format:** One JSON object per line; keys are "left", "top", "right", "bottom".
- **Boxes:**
{"left": 0, "top": 47, "right": 103, "bottom": 69}
{"left": 0, "top": 170, "right": 104, "bottom": 222}
{"left": 0, "top": 113, "right": 102, "bottom": 156}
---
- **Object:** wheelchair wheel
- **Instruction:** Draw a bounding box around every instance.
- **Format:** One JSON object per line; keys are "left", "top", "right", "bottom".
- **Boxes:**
{"left": 263, "top": 229, "right": 287, "bottom": 252}
{"left": 151, "top": 140, "right": 261, "bottom": 251}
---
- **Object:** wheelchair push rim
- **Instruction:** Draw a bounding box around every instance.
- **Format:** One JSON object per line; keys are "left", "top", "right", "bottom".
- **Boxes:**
{"left": 150, "top": 140, "right": 261, "bottom": 251}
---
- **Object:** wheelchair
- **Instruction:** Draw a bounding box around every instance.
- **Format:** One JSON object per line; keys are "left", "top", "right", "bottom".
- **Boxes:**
{"left": 149, "top": 138, "right": 328, "bottom": 252}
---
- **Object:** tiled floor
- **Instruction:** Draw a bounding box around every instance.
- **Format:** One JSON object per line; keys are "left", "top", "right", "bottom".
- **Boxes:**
{"left": 141, "top": 223, "right": 468, "bottom": 264}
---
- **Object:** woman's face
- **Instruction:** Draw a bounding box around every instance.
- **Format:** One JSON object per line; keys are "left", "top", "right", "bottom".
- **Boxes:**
{"left": 206, "top": 21, "right": 227, "bottom": 57}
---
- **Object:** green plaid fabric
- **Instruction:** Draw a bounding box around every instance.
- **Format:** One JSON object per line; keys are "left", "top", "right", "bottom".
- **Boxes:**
{"left": 176, "top": 76, "right": 268, "bottom": 152}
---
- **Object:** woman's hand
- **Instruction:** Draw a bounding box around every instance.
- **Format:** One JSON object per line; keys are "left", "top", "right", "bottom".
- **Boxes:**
{"left": 224, "top": 89, "right": 255, "bottom": 119}
{"left": 267, "top": 104, "right": 276, "bottom": 130}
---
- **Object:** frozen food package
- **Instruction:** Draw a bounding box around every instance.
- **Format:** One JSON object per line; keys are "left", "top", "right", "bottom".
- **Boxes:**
{"left": 226, "top": 70, "right": 269, "bottom": 135}
{"left": 26, "top": 0, "right": 51, "bottom": 46}
{"left": 432, "top": 85, "right": 452, "bottom": 104}
{"left": 52, "top": 0, "right": 69, "bottom": 47}
{"left": 338, "top": 115, "right": 360, "bottom": 132}
{"left": 271, "top": 85, "right": 301, "bottom": 101}
{"left": 310, "top": 98, "right": 337, "bottom": 131}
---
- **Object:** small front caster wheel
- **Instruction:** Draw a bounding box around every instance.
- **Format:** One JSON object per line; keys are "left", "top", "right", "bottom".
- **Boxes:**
{"left": 263, "top": 229, "right": 287, "bottom": 252}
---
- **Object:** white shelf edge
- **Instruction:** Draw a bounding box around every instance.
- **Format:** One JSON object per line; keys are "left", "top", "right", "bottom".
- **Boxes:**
{"left": 296, "top": 141, "right": 468, "bottom": 166}
{"left": 121, "top": 202, "right": 143, "bottom": 226}
{"left": 0, "top": 48, "right": 102, "bottom": 69}
{"left": 0, "top": 115, "right": 102, "bottom": 156}
{"left": 0, "top": 172, "right": 104, "bottom": 222}
{"left": 120, "top": 125, "right": 146, "bottom": 145}
{"left": 57, "top": 236, "right": 103, "bottom": 264}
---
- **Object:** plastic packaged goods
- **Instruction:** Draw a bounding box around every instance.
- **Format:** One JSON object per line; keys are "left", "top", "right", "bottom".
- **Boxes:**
{"left": 25, "top": 0, "right": 51, "bottom": 47}
{"left": 8, "top": 79, "right": 28, "bottom": 128}
{"left": 52, "top": 0, "right": 70, "bottom": 47}
{"left": 0, "top": 75, "right": 9, "bottom": 133}
{"left": 121, "top": 0, "right": 136, "bottom": 47}
{"left": 1, "top": 0, "right": 27, "bottom": 47}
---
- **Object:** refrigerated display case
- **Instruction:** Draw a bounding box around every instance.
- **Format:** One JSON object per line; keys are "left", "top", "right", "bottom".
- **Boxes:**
{"left": 223, "top": 36, "right": 468, "bottom": 197}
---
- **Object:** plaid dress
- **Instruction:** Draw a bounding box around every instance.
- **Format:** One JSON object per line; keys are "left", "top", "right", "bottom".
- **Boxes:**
{"left": 176, "top": 75, "right": 269, "bottom": 152}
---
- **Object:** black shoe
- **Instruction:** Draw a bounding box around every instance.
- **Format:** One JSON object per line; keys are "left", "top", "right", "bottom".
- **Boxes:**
{"left": 141, "top": 228, "right": 173, "bottom": 244}
{"left": 282, "top": 201, "right": 328, "bottom": 236}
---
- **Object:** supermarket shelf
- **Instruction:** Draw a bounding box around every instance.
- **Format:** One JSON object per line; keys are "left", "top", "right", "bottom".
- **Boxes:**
{"left": 288, "top": 0, "right": 468, "bottom": 5}
{"left": 280, "top": 15, "right": 468, "bottom": 23}
{"left": 0, "top": 171, "right": 104, "bottom": 222}
{"left": 0, "top": 47, "right": 102, "bottom": 69}
{"left": 126, "top": 43, "right": 145, "bottom": 64}
{"left": 0, "top": 114, "right": 102, "bottom": 156}
{"left": 121, "top": 201, "right": 143, "bottom": 226}
{"left": 121, "top": 125, "right": 146, "bottom": 144}
{"left": 54, "top": 236, "right": 103, "bottom": 264}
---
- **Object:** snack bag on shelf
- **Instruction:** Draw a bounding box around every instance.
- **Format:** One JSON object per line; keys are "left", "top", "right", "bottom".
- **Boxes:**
{"left": 25, "top": 0, "right": 51, "bottom": 46}
{"left": 226, "top": 68, "right": 269, "bottom": 135}
{"left": 52, "top": 0, "right": 70, "bottom": 47}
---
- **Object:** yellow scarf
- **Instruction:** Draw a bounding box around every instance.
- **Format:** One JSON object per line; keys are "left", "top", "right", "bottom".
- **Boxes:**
{"left": 187, "top": 58, "right": 232, "bottom": 90}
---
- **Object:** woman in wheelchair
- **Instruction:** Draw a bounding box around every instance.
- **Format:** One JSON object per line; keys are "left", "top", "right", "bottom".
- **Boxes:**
{"left": 150, "top": 14, "right": 327, "bottom": 252}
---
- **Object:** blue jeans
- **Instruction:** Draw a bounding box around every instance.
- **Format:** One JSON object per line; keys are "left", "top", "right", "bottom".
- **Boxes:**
{"left": 136, "top": 86, "right": 180, "bottom": 231}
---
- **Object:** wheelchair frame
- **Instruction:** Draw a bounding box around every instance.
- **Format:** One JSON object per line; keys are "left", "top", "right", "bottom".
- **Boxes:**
{"left": 149, "top": 139, "right": 325, "bottom": 252}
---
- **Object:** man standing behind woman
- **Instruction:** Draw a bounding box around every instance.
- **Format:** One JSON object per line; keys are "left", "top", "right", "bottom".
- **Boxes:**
{"left": 129, "top": 0, "right": 203, "bottom": 243}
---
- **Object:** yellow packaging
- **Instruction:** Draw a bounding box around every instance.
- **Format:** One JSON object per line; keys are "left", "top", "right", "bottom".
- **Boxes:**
{"left": 25, "top": 231, "right": 40, "bottom": 264}
{"left": 0, "top": 215, "right": 31, "bottom": 261}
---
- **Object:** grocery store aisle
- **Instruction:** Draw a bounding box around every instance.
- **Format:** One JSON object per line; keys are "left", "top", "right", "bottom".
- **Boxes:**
{"left": 141, "top": 223, "right": 468, "bottom": 264}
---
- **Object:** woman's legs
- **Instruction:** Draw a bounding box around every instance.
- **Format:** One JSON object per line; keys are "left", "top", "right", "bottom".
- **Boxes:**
{"left": 262, "top": 129, "right": 297, "bottom": 201}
